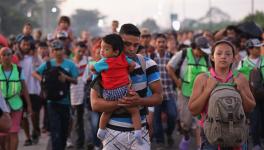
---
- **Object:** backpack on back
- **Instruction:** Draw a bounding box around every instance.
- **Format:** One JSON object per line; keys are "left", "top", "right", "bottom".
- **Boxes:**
{"left": 204, "top": 82, "right": 248, "bottom": 147}
{"left": 249, "top": 68, "right": 264, "bottom": 101}
{"left": 41, "top": 61, "right": 70, "bottom": 101}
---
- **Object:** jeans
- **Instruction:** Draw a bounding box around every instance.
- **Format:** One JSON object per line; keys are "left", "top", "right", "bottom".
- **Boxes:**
{"left": 48, "top": 103, "right": 70, "bottom": 150}
{"left": 250, "top": 100, "right": 264, "bottom": 146}
{"left": 85, "top": 109, "right": 101, "bottom": 147}
{"left": 153, "top": 98, "right": 177, "bottom": 143}
{"left": 72, "top": 104, "right": 85, "bottom": 148}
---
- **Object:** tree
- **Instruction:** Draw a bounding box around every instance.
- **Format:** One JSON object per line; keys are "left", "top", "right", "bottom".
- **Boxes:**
{"left": 71, "top": 9, "right": 104, "bottom": 37}
{"left": 141, "top": 18, "right": 160, "bottom": 33}
{"left": 243, "top": 11, "right": 264, "bottom": 29}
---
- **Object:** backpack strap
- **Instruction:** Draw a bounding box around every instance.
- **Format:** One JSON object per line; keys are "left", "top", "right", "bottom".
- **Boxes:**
{"left": 175, "top": 49, "right": 187, "bottom": 78}
{"left": 137, "top": 54, "right": 146, "bottom": 75}
{"left": 45, "top": 60, "right": 52, "bottom": 71}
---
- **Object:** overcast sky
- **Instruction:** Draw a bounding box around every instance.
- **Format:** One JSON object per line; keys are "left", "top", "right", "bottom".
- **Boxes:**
{"left": 60, "top": 0, "right": 264, "bottom": 28}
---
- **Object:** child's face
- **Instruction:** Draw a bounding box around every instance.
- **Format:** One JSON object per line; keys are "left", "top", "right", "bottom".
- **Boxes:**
{"left": 59, "top": 21, "right": 69, "bottom": 30}
{"left": 74, "top": 47, "right": 85, "bottom": 57}
{"left": 250, "top": 47, "right": 261, "bottom": 57}
{"left": 23, "top": 25, "right": 32, "bottom": 35}
{"left": 100, "top": 41, "right": 118, "bottom": 58}
{"left": 212, "top": 43, "right": 234, "bottom": 69}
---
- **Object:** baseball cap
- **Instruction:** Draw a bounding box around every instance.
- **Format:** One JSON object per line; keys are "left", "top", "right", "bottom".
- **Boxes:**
{"left": 0, "top": 47, "right": 12, "bottom": 56}
{"left": 246, "top": 38, "right": 264, "bottom": 48}
{"left": 140, "top": 28, "right": 151, "bottom": 36}
{"left": 194, "top": 36, "right": 211, "bottom": 54}
{"left": 56, "top": 31, "right": 68, "bottom": 40}
{"left": 51, "top": 40, "right": 63, "bottom": 50}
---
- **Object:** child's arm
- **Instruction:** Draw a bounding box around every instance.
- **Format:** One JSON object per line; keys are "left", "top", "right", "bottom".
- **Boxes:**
{"left": 128, "top": 61, "right": 136, "bottom": 72}
{"left": 91, "top": 58, "right": 108, "bottom": 73}
{"left": 126, "top": 56, "right": 136, "bottom": 72}
{"left": 90, "top": 64, "right": 96, "bottom": 73}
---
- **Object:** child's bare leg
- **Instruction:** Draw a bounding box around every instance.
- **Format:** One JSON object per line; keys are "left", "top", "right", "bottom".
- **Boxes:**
{"left": 97, "top": 112, "right": 111, "bottom": 140}
{"left": 127, "top": 107, "right": 144, "bottom": 144}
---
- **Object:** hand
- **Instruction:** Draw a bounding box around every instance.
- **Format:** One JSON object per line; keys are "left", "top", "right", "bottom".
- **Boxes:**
{"left": 234, "top": 75, "right": 245, "bottom": 92}
{"left": 59, "top": 72, "right": 68, "bottom": 83}
{"left": 27, "top": 106, "right": 33, "bottom": 116}
{"left": 118, "top": 90, "right": 141, "bottom": 107}
{"left": 175, "top": 78, "right": 182, "bottom": 89}
{"left": 205, "top": 76, "right": 218, "bottom": 93}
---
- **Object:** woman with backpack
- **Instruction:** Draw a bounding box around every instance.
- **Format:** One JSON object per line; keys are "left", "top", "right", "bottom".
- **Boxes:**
{"left": 188, "top": 40, "right": 255, "bottom": 150}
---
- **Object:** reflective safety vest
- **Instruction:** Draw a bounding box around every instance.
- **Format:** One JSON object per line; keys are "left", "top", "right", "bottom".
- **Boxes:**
{"left": 238, "top": 56, "right": 264, "bottom": 80}
{"left": 0, "top": 64, "right": 23, "bottom": 110}
{"left": 182, "top": 48, "right": 209, "bottom": 97}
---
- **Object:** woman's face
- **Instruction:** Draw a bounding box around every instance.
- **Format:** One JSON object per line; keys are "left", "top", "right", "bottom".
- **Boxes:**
{"left": 0, "top": 50, "right": 12, "bottom": 65}
{"left": 212, "top": 43, "right": 234, "bottom": 69}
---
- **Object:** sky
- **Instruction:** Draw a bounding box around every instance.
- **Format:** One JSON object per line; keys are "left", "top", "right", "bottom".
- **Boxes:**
{"left": 60, "top": 0, "right": 264, "bottom": 28}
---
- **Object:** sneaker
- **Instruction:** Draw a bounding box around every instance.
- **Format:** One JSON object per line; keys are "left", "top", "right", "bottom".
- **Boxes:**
{"left": 252, "top": 145, "right": 262, "bottom": 150}
{"left": 179, "top": 137, "right": 190, "bottom": 150}
{"left": 32, "top": 134, "right": 39, "bottom": 144}
{"left": 94, "top": 146, "right": 100, "bottom": 150}
{"left": 66, "top": 139, "right": 74, "bottom": 148}
{"left": 167, "top": 135, "right": 174, "bottom": 147}
{"left": 155, "top": 143, "right": 165, "bottom": 150}
{"left": 97, "top": 128, "right": 107, "bottom": 140}
{"left": 24, "top": 139, "right": 33, "bottom": 146}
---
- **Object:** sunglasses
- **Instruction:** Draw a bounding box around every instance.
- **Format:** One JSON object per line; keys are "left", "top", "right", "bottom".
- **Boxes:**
{"left": 2, "top": 53, "right": 12, "bottom": 57}
{"left": 123, "top": 41, "right": 140, "bottom": 49}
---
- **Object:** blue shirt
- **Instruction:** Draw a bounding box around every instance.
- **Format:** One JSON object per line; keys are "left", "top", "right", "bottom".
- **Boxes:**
{"left": 37, "top": 59, "right": 79, "bottom": 105}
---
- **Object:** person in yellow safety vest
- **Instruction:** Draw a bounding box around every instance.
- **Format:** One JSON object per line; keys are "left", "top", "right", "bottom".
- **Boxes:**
{"left": 0, "top": 47, "right": 32, "bottom": 150}
{"left": 167, "top": 36, "right": 211, "bottom": 150}
{"left": 237, "top": 38, "right": 264, "bottom": 150}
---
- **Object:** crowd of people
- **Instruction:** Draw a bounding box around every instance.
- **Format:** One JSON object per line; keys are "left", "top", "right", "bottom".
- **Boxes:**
{"left": 0, "top": 15, "right": 263, "bottom": 150}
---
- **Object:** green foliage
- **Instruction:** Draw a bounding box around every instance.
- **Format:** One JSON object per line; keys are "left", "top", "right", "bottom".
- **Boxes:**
{"left": 0, "top": 0, "right": 39, "bottom": 36}
{"left": 243, "top": 11, "right": 264, "bottom": 28}
{"left": 71, "top": 9, "right": 104, "bottom": 36}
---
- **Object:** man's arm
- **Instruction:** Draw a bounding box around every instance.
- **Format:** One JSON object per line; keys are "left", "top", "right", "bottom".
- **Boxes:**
{"left": 32, "top": 71, "right": 42, "bottom": 81}
{"left": 166, "top": 64, "right": 182, "bottom": 89}
{"left": 90, "top": 89, "right": 119, "bottom": 112}
{"left": 118, "top": 80, "right": 163, "bottom": 107}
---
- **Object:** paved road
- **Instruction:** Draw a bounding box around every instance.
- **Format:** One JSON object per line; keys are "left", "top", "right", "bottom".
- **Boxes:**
{"left": 18, "top": 129, "right": 197, "bottom": 150}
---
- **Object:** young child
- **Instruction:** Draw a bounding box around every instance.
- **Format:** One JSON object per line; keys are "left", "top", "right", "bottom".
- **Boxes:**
{"left": 188, "top": 40, "right": 255, "bottom": 150}
{"left": 53, "top": 16, "right": 74, "bottom": 41}
{"left": 90, "top": 34, "right": 143, "bottom": 143}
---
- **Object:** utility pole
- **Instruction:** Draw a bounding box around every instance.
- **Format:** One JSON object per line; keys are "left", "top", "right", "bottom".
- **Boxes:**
{"left": 251, "top": 0, "right": 255, "bottom": 14}
{"left": 209, "top": 0, "right": 212, "bottom": 31}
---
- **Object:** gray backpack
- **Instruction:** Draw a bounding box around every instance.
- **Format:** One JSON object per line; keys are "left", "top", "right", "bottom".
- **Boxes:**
{"left": 204, "top": 82, "right": 248, "bottom": 147}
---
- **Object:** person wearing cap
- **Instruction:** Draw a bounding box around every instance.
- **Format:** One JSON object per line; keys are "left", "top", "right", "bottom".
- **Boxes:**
{"left": 140, "top": 28, "right": 154, "bottom": 56}
{"left": 167, "top": 35, "right": 211, "bottom": 150}
{"left": 32, "top": 40, "right": 78, "bottom": 150}
{"left": 15, "top": 22, "right": 35, "bottom": 51}
{"left": 55, "top": 31, "right": 72, "bottom": 58}
{"left": 237, "top": 38, "right": 264, "bottom": 150}
{"left": 15, "top": 35, "right": 42, "bottom": 146}
{"left": 0, "top": 47, "right": 32, "bottom": 150}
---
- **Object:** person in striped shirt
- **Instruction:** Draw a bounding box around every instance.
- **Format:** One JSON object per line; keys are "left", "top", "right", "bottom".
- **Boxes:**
{"left": 90, "top": 24, "right": 163, "bottom": 150}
